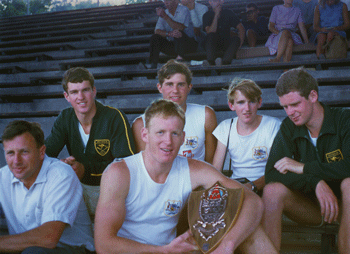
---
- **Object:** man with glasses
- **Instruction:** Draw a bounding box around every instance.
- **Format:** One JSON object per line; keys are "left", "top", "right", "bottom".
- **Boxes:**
{"left": 241, "top": 3, "right": 270, "bottom": 47}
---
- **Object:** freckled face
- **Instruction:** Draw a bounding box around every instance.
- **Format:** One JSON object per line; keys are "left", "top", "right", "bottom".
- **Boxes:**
{"left": 142, "top": 115, "right": 185, "bottom": 166}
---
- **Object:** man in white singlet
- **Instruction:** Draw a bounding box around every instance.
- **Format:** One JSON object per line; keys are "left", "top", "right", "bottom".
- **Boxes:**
{"left": 94, "top": 99, "right": 278, "bottom": 254}
{"left": 132, "top": 59, "right": 217, "bottom": 163}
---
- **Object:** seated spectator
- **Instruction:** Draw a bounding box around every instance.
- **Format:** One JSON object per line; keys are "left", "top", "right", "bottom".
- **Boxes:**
{"left": 132, "top": 59, "right": 217, "bottom": 163}
{"left": 266, "top": 0, "right": 309, "bottom": 62}
{"left": 181, "top": 0, "right": 208, "bottom": 51}
{"left": 149, "top": 0, "right": 198, "bottom": 69}
{"left": 293, "top": 0, "right": 318, "bottom": 40}
{"left": 202, "top": 0, "right": 245, "bottom": 66}
{"left": 212, "top": 79, "right": 281, "bottom": 194}
{"left": 342, "top": 0, "right": 350, "bottom": 38}
{"left": 94, "top": 99, "right": 278, "bottom": 254}
{"left": 0, "top": 120, "right": 94, "bottom": 253}
{"left": 313, "top": 0, "right": 350, "bottom": 58}
{"left": 241, "top": 3, "right": 270, "bottom": 47}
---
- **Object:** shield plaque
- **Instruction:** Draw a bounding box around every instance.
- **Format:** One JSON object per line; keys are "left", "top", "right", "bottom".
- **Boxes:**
{"left": 188, "top": 181, "right": 244, "bottom": 253}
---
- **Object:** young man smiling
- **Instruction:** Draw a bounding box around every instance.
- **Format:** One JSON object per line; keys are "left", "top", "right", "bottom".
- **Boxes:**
{"left": 262, "top": 67, "right": 350, "bottom": 252}
{"left": 132, "top": 59, "right": 217, "bottom": 163}
{"left": 45, "top": 67, "right": 135, "bottom": 220}
{"left": 95, "top": 99, "right": 278, "bottom": 254}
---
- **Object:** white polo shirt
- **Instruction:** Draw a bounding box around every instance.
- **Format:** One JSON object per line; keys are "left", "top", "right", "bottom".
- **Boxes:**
{"left": 0, "top": 155, "right": 95, "bottom": 251}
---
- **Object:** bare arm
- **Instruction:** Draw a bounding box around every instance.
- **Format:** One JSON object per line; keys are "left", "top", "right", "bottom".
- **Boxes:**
{"left": 334, "top": 4, "right": 350, "bottom": 31}
{"left": 298, "top": 22, "right": 309, "bottom": 43}
{"left": 132, "top": 117, "right": 146, "bottom": 153}
{"left": 236, "top": 22, "right": 245, "bottom": 47}
{"left": 0, "top": 221, "right": 66, "bottom": 252}
{"left": 94, "top": 161, "right": 197, "bottom": 254}
{"left": 212, "top": 140, "right": 226, "bottom": 172}
{"left": 204, "top": 106, "right": 217, "bottom": 164}
{"left": 156, "top": 7, "right": 186, "bottom": 31}
{"left": 189, "top": 159, "right": 263, "bottom": 253}
{"left": 205, "top": 5, "right": 221, "bottom": 33}
{"left": 246, "top": 175, "right": 265, "bottom": 192}
{"left": 268, "top": 22, "right": 279, "bottom": 34}
{"left": 313, "top": 5, "right": 324, "bottom": 32}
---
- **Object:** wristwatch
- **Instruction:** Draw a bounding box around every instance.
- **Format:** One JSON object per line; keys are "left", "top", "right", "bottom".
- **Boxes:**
{"left": 249, "top": 181, "right": 258, "bottom": 193}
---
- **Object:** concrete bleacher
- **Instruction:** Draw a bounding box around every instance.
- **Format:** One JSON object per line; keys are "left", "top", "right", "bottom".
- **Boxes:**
{"left": 0, "top": 0, "right": 349, "bottom": 252}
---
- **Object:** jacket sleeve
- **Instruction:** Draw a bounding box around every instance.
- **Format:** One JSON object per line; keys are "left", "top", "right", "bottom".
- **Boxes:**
{"left": 45, "top": 113, "right": 67, "bottom": 158}
{"left": 265, "top": 120, "right": 322, "bottom": 193}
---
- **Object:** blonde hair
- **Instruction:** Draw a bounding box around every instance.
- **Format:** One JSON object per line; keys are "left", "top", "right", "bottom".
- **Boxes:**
{"left": 144, "top": 99, "right": 185, "bottom": 129}
{"left": 227, "top": 78, "right": 262, "bottom": 104}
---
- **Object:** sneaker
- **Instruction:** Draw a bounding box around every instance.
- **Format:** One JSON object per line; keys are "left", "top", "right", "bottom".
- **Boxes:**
{"left": 215, "top": 57, "right": 222, "bottom": 66}
{"left": 202, "top": 60, "right": 210, "bottom": 67}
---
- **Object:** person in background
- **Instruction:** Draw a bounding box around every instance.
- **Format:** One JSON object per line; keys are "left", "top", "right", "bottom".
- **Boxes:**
{"left": 313, "top": 0, "right": 350, "bottom": 58}
{"left": 293, "top": 0, "right": 318, "bottom": 39}
{"left": 241, "top": 3, "right": 270, "bottom": 47}
{"left": 265, "top": 0, "right": 309, "bottom": 62}
{"left": 181, "top": 0, "right": 208, "bottom": 51}
{"left": 202, "top": 0, "right": 245, "bottom": 66}
{"left": 149, "top": 0, "right": 198, "bottom": 69}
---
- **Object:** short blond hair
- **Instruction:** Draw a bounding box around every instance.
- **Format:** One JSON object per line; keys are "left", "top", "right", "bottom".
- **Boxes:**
{"left": 144, "top": 99, "right": 185, "bottom": 129}
{"left": 227, "top": 78, "right": 262, "bottom": 104}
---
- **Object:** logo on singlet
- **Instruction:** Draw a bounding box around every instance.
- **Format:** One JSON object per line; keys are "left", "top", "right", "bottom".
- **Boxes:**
{"left": 94, "top": 139, "right": 110, "bottom": 156}
{"left": 184, "top": 136, "right": 198, "bottom": 149}
{"left": 252, "top": 146, "right": 268, "bottom": 160}
{"left": 326, "top": 149, "right": 343, "bottom": 163}
{"left": 182, "top": 150, "right": 194, "bottom": 158}
{"left": 164, "top": 200, "right": 182, "bottom": 217}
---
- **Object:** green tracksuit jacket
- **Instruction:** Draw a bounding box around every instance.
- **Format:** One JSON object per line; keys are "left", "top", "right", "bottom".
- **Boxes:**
{"left": 265, "top": 103, "right": 350, "bottom": 195}
{"left": 45, "top": 101, "right": 135, "bottom": 186}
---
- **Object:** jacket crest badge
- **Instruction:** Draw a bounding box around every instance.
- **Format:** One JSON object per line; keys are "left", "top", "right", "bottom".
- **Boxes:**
{"left": 94, "top": 139, "right": 110, "bottom": 156}
{"left": 326, "top": 149, "right": 343, "bottom": 163}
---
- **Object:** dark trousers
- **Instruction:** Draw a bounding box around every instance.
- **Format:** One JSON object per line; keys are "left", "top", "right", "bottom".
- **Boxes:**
{"left": 205, "top": 32, "right": 241, "bottom": 65}
{"left": 149, "top": 31, "right": 198, "bottom": 66}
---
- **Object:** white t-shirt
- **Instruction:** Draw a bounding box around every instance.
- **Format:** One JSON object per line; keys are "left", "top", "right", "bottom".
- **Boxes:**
{"left": 213, "top": 115, "right": 281, "bottom": 181}
{"left": 155, "top": 4, "right": 194, "bottom": 39}
{"left": 0, "top": 156, "right": 95, "bottom": 251}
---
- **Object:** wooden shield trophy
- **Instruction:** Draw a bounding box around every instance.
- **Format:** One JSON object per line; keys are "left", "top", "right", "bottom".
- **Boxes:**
{"left": 188, "top": 181, "right": 244, "bottom": 253}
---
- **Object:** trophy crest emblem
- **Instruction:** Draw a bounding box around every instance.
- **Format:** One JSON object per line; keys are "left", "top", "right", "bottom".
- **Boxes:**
{"left": 188, "top": 181, "right": 244, "bottom": 253}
